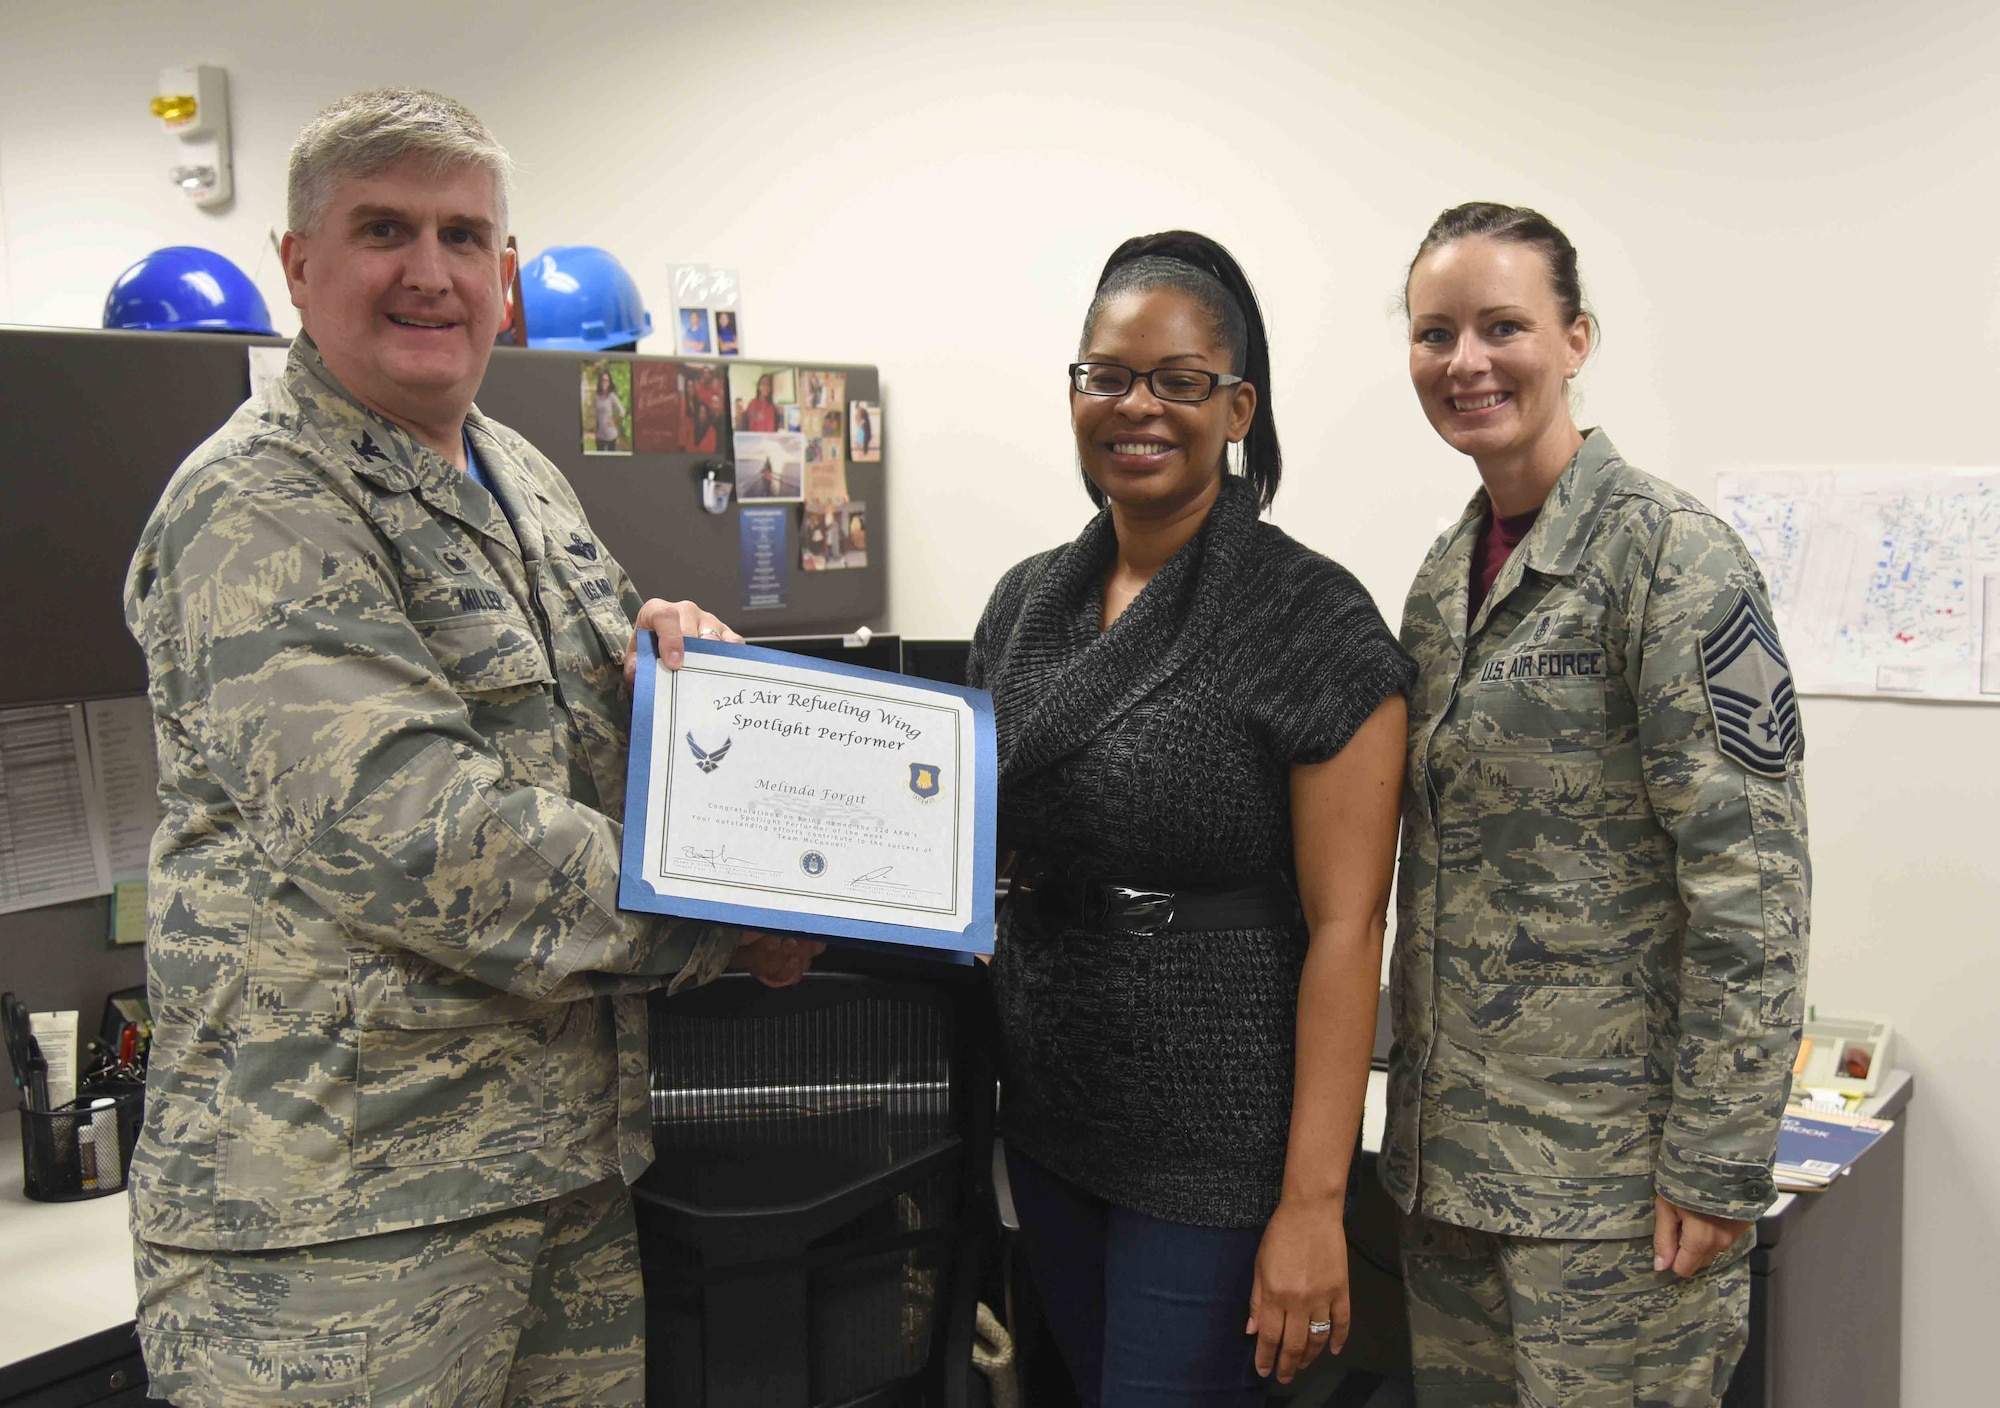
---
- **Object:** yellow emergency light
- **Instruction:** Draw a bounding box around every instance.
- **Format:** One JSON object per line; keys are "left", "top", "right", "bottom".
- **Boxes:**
{"left": 150, "top": 94, "right": 198, "bottom": 125}
{"left": 150, "top": 67, "right": 232, "bottom": 208}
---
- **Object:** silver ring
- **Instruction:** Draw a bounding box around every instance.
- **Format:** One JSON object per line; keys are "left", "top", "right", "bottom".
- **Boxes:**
{"left": 697, "top": 627, "right": 722, "bottom": 639}
{"left": 1307, "top": 1319, "right": 1333, "bottom": 1336}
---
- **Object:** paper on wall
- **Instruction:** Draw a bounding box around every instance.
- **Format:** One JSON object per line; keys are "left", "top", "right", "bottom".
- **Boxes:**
{"left": 1717, "top": 466, "right": 2000, "bottom": 702}
{"left": 0, "top": 704, "right": 112, "bottom": 914}
{"left": 84, "top": 696, "right": 162, "bottom": 881}
{"left": 110, "top": 880, "right": 148, "bottom": 946}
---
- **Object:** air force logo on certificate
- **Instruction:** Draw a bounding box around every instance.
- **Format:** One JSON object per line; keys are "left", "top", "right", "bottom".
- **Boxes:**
{"left": 686, "top": 732, "right": 731, "bottom": 773}
{"left": 620, "top": 637, "right": 998, "bottom": 958}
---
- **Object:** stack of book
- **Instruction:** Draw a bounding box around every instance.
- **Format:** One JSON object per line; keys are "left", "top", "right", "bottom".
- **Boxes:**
{"left": 1775, "top": 1109, "right": 1894, "bottom": 1191}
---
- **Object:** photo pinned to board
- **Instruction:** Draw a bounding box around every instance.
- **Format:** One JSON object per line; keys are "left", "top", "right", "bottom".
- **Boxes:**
{"left": 804, "top": 402, "right": 849, "bottom": 506}
{"left": 795, "top": 369, "right": 849, "bottom": 501}
{"left": 849, "top": 401, "right": 881, "bottom": 462}
{"left": 803, "top": 499, "right": 868, "bottom": 572}
{"left": 800, "top": 369, "right": 845, "bottom": 411}
{"left": 739, "top": 505, "right": 789, "bottom": 611}
{"left": 709, "top": 271, "right": 741, "bottom": 359}
{"left": 735, "top": 431, "right": 805, "bottom": 502}
{"left": 680, "top": 364, "right": 728, "bottom": 454}
{"left": 729, "top": 364, "right": 797, "bottom": 433}
{"left": 581, "top": 359, "right": 633, "bottom": 455}
{"left": 671, "top": 264, "right": 713, "bottom": 356}
{"left": 677, "top": 307, "right": 713, "bottom": 356}
{"left": 631, "top": 360, "right": 683, "bottom": 454}
{"left": 810, "top": 404, "right": 846, "bottom": 456}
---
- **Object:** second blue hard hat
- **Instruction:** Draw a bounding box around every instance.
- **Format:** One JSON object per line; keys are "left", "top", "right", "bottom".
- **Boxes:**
{"left": 103, "top": 246, "right": 277, "bottom": 335}
{"left": 519, "top": 246, "right": 653, "bottom": 351}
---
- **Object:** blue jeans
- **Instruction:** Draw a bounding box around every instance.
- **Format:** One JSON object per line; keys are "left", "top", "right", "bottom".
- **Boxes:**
{"left": 1006, "top": 1147, "right": 1267, "bottom": 1408}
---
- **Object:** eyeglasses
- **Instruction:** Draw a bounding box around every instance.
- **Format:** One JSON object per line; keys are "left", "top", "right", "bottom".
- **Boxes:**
{"left": 1068, "top": 362, "right": 1244, "bottom": 404}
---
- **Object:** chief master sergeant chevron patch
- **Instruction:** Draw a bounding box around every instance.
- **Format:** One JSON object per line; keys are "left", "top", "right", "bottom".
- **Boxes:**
{"left": 1699, "top": 590, "right": 1801, "bottom": 776}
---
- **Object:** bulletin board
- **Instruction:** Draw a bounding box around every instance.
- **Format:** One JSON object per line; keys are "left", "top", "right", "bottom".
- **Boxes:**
{"left": 0, "top": 327, "right": 888, "bottom": 710}
{"left": 477, "top": 346, "right": 887, "bottom": 636}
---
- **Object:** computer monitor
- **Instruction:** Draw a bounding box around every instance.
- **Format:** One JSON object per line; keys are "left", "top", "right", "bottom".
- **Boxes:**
{"left": 747, "top": 633, "right": 904, "bottom": 675}
{"left": 899, "top": 640, "right": 972, "bottom": 687}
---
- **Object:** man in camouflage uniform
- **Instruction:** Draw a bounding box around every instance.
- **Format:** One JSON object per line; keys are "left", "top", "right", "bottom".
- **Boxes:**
{"left": 1384, "top": 430, "right": 1809, "bottom": 1406}
{"left": 124, "top": 89, "right": 813, "bottom": 1406}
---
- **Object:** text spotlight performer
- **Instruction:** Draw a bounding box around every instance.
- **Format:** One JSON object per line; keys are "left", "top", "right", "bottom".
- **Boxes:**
{"left": 967, "top": 231, "right": 1414, "bottom": 1405}
{"left": 1384, "top": 203, "right": 1810, "bottom": 1408}
{"left": 123, "top": 87, "right": 814, "bottom": 1408}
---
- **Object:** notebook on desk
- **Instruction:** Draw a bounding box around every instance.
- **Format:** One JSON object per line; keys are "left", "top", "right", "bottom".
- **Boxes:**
{"left": 1776, "top": 1109, "right": 1893, "bottom": 1190}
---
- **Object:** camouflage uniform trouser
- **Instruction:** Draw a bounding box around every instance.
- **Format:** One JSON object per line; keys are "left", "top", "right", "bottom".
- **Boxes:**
{"left": 1400, "top": 1213, "right": 1752, "bottom": 1408}
{"left": 135, "top": 1176, "right": 644, "bottom": 1407}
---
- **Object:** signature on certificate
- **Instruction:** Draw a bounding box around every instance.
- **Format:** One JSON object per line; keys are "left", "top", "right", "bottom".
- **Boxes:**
{"left": 847, "top": 864, "right": 947, "bottom": 906}
{"left": 679, "top": 844, "right": 761, "bottom": 874}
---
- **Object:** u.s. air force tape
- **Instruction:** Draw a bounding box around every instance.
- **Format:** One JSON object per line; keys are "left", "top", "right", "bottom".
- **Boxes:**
{"left": 1699, "top": 590, "right": 1800, "bottom": 776}
{"left": 1479, "top": 645, "right": 1606, "bottom": 682}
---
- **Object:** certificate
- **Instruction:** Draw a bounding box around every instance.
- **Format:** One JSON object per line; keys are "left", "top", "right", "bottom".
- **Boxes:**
{"left": 619, "top": 636, "right": 997, "bottom": 957}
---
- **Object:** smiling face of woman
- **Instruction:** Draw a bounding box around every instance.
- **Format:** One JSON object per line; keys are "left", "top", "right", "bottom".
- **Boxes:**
{"left": 1072, "top": 286, "right": 1255, "bottom": 517}
{"left": 1406, "top": 235, "right": 1590, "bottom": 479}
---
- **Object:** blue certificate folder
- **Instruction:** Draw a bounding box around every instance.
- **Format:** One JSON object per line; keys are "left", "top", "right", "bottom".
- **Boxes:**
{"left": 618, "top": 634, "right": 998, "bottom": 960}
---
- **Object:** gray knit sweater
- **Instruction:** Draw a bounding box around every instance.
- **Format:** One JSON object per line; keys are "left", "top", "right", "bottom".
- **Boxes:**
{"left": 967, "top": 474, "right": 1414, "bottom": 1227}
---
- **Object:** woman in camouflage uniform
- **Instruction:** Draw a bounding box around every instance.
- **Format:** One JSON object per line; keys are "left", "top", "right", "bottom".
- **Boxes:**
{"left": 1384, "top": 203, "right": 1810, "bottom": 1408}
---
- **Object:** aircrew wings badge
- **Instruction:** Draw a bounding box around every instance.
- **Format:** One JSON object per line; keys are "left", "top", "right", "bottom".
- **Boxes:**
{"left": 1698, "top": 591, "right": 1800, "bottom": 776}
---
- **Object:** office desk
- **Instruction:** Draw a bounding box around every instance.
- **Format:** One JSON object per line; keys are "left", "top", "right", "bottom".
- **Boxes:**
{"left": 4, "top": 1072, "right": 1916, "bottom": 1408}
{"left": 1727, "top": 1070, "right": 1911, "bottom": 1408}
{"left": 0, "top": 1121, "right": 152, "bottom": 1405}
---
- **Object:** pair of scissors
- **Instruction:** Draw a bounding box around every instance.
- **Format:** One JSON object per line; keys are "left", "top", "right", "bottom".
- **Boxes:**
{"left": 3, "top": 992, "right": 49, "bottom": 1111}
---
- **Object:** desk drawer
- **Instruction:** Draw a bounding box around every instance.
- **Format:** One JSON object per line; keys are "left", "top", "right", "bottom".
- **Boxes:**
{"left": 0, "top": 1323, "right": 161, "bottom": 1408}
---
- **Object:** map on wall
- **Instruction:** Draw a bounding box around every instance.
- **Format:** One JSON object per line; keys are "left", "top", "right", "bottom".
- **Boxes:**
{"left": 1716, "top": 467, "right": 2000, "bottom": 703}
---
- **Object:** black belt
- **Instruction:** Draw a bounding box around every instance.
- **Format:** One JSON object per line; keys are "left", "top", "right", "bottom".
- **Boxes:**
{"left": 1012, "top": 868, "right": 1301, "bottom": 936}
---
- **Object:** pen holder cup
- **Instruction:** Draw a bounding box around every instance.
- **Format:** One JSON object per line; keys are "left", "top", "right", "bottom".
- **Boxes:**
{"left": 18, "top": 1079, "right": 144, "bottom": 1202}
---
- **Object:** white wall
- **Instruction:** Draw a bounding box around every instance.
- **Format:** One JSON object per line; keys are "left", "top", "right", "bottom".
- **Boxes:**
{"left": 5, "top": 2, "right": 1997, "bottom": 1400}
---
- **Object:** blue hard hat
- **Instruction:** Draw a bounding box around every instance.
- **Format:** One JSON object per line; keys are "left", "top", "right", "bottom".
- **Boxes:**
{"left": 519, "top": 246, "right": 653, "bottom": 351}
{"left": 103, "top": 246, "right": 277, "bottom": 335}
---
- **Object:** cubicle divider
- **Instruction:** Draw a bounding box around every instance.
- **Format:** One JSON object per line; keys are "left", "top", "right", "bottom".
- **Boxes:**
{"left": 0, "top": 325, "right": 898, "bottom": 1101}
{"left": 474, "top": 344, "right": 887, "bottom": 638}
{"left": 0, "top": 326, "right": 888, "bottom": 713}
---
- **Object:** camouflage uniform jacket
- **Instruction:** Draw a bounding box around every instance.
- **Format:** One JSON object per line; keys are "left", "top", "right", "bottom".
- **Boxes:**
{"left": 123, "top": 336, "right": 734, "bottom": 1251}
{"left": 1381, "top": 430, "right": 1809, "bottom": 1239}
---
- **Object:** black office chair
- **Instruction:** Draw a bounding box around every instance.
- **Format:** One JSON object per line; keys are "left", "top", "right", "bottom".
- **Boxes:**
{"left": 635, "top": 952, "right": 996, "bottom": 1407}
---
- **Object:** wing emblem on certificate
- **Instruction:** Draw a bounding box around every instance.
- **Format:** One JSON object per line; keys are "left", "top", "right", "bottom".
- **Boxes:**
{"left": 620, "top": 637, "right": 998, "bottom": 958}
{"left": 686, "top": 732, "right": 731, "bottom": 773}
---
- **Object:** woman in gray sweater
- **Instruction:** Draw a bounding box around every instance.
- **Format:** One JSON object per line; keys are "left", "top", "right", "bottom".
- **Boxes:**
{"left": 967, "top": 231, "right": 1411, "bottom": 1405}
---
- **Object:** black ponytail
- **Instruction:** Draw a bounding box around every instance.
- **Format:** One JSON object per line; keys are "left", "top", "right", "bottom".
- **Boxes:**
{"left": 1078, "top": 230, "right": 1282, "bottom": 511}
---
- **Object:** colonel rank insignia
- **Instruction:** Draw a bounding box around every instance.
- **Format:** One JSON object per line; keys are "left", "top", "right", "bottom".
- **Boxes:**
{"left": 1699, "top": 590, "right": 1800, "bottom": 776}
{"left": 908, "top": 763, "right": 941, "bottom": 800}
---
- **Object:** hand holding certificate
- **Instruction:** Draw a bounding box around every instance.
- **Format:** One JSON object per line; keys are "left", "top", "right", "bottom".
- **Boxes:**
{"left": 620, "top": 635, "right": 997, "bottom": 958}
